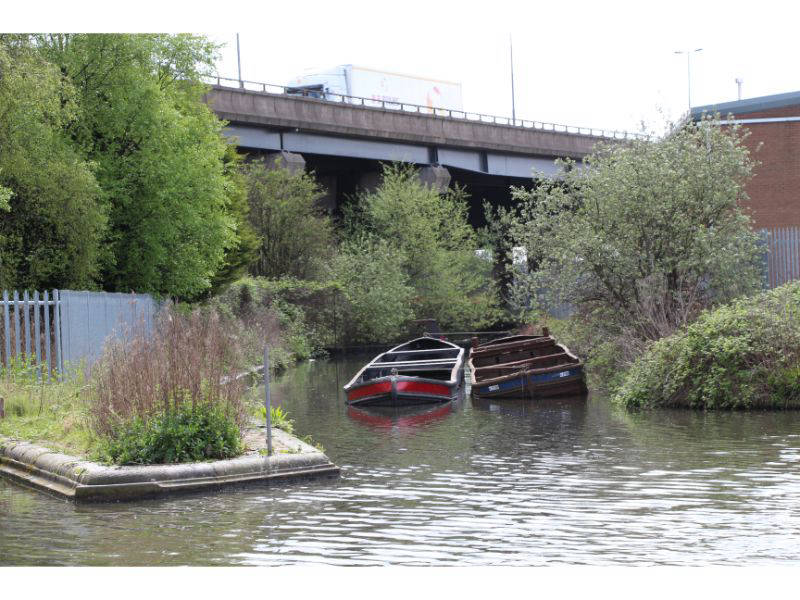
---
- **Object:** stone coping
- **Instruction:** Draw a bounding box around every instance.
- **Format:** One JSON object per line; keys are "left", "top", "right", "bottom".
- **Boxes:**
{"left": 0, "top": 427, "right": 339, "bottom": 502}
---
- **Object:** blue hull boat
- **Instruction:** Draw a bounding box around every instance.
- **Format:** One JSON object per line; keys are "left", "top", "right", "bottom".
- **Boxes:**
{"left": 468, "top": 331, "right": 587, "bottom": 400}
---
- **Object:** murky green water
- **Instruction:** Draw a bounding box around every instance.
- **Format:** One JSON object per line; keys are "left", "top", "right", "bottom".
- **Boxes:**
{"left": 3, "top": 356, "right": 800, "bottom": 565}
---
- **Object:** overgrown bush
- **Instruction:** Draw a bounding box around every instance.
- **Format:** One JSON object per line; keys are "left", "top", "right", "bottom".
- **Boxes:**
{"left": 511, "top": 116, "right": 763, "bottom": 378}
{"left": 92, "top": 306, "right": 248, "bottom": 438}
{"left": 615, "top": 282, "right": 800, "bottom": 410}
{"left": 212, "top": 276, "right": 338, "bottom": 360}
{"left": 101, "top": 401, "right": 242, "bottom": 465}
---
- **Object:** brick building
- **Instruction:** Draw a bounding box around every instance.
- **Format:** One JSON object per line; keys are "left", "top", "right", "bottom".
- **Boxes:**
{"left": 692, "top": 91, "right": 800, "bottom": 287}
{"left": 691, "top": 91, "right": 800, "bottom": 229}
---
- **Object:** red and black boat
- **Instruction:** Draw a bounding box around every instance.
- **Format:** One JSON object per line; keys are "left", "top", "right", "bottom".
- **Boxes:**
{"left": 344, "top": 337, "right": 465, "bottom": 407}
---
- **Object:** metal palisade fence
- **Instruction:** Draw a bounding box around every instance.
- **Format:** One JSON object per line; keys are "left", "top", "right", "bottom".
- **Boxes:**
{"left": 0, "top": 289, "right": 158, "bottom": 381}
{"left": 763, "top": 227, "right": 800, "bottom": 289}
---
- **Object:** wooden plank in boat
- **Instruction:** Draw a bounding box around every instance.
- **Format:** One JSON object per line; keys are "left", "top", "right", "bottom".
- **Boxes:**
{"left": 371, "top": 359, "right": 458, "bottom": 367}
{"left": 385, "top": 348, "right": 461, "bottom": 355}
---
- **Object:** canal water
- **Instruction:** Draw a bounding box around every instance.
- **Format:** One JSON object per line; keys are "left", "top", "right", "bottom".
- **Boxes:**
{"left": 3, "top": 356, "right": 800, "bottom": 565}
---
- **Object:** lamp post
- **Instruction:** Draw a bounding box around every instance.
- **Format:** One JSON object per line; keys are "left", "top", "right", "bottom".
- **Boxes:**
{"left": 510, "top": 33, "right": 516, "bottom": 125}
{"left": 674, "top": 48, "right": 702, "bottom": 110}
{"left": 236, "top": 33, "right": 243, "bottom": 88}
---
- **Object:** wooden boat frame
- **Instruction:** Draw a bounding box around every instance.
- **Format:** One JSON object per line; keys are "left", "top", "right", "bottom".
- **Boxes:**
{"left": 344, "top": 337, "right": 465, "bottom": 407}
{"left": 468, "top": 333, "right": 587, "bottom": 400}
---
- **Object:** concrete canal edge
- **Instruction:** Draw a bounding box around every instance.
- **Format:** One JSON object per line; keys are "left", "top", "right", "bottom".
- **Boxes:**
{"left": 0, "top": 428, "right": 340, "bottom": 502}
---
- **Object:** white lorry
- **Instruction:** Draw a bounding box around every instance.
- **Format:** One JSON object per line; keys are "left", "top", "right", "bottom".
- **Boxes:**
{"left": 286, "top": 65, "right": 463, "bottom": 111}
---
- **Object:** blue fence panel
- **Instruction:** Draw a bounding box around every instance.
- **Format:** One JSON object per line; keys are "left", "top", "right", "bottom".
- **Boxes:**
{"left": 59, "top": 290, "right": 158, "bottom": 374}
{"left": 1, "top": 289, "right": 159, "bottom": 380}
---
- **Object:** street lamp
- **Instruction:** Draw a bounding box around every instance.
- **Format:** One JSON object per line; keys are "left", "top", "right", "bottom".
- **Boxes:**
{"left": 510, "top": 33, "right": 516, "bottom": 125}
{"left": 674, "top": 48, "right": 703, "bottom": 110}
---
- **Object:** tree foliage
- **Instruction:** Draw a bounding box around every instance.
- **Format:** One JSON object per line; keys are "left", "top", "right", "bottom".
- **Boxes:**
{"left": 327, "top": 236, "right": 415, "bottom": 344}
{"left": 30, "top": 34, "right": 237, "bottom": 299}
{"left": 0, "top": 39, "right": 106, "bottom": 290}
{"left": 511, "top": 117, "right": 763, "bottom": 367}
{"left": 346, "top": 163, "right": 498, "bottom": 330}
{"left": 205, "top": 146, "right": 260, "bottom": 296}
{"left": 245, "top": 160, "right": 334, "bottom": 280}
{"left": 481, "top": 200, "right": 527, "bottom": 320}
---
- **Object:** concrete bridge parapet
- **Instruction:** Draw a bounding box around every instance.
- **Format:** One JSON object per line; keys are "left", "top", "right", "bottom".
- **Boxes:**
{"left": 207, "top": 87, "right": 604, "bottom": 160}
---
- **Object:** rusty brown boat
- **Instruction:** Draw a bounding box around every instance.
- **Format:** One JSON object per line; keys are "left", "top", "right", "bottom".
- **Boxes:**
{"left": 468, "top": 328, "right": 587, "bottom": 399}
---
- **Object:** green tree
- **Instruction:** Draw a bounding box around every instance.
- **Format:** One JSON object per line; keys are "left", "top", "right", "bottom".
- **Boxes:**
{"left": 481, "top": 200, "right": 526, "bottom": 320}
{"left": 327, "top": 236, "right": 415, "bottom": 344}
{"left": 205, "top": 145, "right": 260, "bottom": 296}
{"left": 0, "top": 181, "right": 11, "bottom": 212}
{"left": 33, "top": 34, "right": 237, "bottom": 299}
{"left": 346, "top": 163, "right": 497, "bottom": 330}
{"left": 0, "top": 39, "right": 106, "bottom": 290}
{"left": 245, "top": 160, "right": 334, "bottom": 280}
{"left": 511, "top": 117, "right": 762, "bottom": 368}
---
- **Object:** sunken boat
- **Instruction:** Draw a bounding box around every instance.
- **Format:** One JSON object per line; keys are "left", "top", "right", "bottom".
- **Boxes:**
{"left": 468, "top": 328, "right": 586, "bottom": 400}
{"left": 344, "top": 337, "right": 465, "bottom": 407}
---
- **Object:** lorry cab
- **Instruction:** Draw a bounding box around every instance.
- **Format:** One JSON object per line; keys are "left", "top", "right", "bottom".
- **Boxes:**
{"left": 285, "top": 83, "right": 327, "bottom": 99}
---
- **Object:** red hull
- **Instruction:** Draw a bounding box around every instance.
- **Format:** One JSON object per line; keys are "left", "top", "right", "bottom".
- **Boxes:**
{"left": 344, "top": 337, "right": 465, "bottom": 407}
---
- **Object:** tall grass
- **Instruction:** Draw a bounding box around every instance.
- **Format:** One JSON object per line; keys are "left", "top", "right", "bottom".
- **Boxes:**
{"left": 1, "top": 304, "right": 290, "bottom": 463}
{"left": 92, "top": 306, "right": 250, "bottom": 436}
{"left": 0, "top": 356, "right": 97, "bottom": 455}
{"left": 0, "top": 354, "right": 82, "bottom": 418}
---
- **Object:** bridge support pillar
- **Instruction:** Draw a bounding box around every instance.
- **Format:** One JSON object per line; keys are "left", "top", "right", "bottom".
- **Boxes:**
{"left": 418, "top": 165, "right": 451, "bottom": 193}
{"left": 316, "top": 175, "right": 337, "bottom": 212}
{"left": 358, "top": 171, "right": 382, "bottom": 193}
{"left": 266, "top": 151, "right": 306, "bottom": 174}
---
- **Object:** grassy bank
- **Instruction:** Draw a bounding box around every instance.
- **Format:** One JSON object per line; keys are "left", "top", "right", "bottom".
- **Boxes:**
{"left": 0, "top": 371, "right": 101, "bottom": 457}
{"left": 614, "top": 282, "right": 800, "bottom": 410}
{"left": 0, "top": 306, "right": 298, "bottom": 465}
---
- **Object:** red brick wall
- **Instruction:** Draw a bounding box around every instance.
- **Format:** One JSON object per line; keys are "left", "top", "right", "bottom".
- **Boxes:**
{"left": 722, "top": 105, "right": 800, "bottom": 229}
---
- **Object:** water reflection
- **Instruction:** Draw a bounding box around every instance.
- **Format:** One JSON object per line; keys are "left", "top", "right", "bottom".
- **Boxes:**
{"left": 471, "top": 395, "right": 587, "bottom": 420}
{"left": 347, "top": 402, "right": 454, "bottom": 430}
{"left": 3, "top": 357, "right": 800, "bottom": 565}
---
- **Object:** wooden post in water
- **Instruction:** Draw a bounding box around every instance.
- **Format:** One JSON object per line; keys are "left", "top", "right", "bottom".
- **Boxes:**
{"left": 264, "top": 344, "right": 272, "bottom": 456}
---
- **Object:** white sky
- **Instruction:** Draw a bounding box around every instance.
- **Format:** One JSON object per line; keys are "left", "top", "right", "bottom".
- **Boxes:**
{"left": 8, "top": 0, "right": 800, "bottom": 135}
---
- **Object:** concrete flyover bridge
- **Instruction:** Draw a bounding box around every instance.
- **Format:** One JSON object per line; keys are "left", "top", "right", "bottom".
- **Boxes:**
{"left": 205, "top": 77, "right": 644, "bottom": 225}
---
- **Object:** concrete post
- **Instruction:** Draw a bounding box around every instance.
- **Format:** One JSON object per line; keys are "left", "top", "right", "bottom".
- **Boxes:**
{"left": 266, "top": 151, "right": 306, "bottom": 174}
{"left": 357, "top": 171, "right": 382, "bottom": 193}
{"left": 264, "top": 345, "right": 272, "bottom": 456}
{"left": 418, "top": 165, "right": 451, "bottom": 193}
{"left": 316, "top": 175, "right": 337, "bottom": 212}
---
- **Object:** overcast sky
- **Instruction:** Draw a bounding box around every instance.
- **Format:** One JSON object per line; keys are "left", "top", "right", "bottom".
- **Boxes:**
{"left": 10, "top": 0, "right": 800, "bottom": 136}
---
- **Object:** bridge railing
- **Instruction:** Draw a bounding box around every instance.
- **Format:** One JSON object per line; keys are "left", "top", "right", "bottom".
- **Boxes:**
{"left": 207, "top": 76, "right": 648, "bottom": 141}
